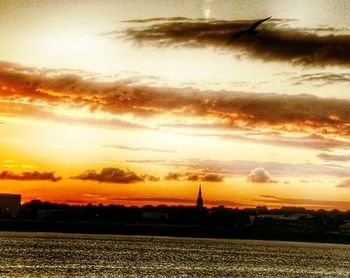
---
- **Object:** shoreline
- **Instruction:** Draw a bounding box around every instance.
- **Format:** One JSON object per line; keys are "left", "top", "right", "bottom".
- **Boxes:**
{"left": 1, "top": 219, "right": 349, "bottom": 245}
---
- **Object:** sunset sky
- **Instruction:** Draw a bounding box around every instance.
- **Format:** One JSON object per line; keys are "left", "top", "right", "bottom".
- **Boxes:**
{"left": 1, "top": 0, "right": 350, "bottom": 210}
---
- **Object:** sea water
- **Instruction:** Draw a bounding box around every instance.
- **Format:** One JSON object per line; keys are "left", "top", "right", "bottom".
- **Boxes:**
{"left": 0, "top": 232, "right": 349, "bottom": 277}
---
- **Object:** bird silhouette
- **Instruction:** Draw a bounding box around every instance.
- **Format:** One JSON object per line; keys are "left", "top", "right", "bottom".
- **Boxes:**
{"left": 227, "top": 17, "right": 271, "bottom": 43}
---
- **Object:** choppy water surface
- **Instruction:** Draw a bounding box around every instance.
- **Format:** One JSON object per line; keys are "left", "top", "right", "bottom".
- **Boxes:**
{"left": 0, "top": 232, "right": 350, "bottom": 277}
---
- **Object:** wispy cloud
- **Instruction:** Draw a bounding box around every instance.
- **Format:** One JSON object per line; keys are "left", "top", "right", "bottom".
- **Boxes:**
{"left": 109, "top": 196, "right": 243, "bottom": 207}
{"left": 317, "top": 153, "right": 350, "bottom": 162}
{"left": 103, "top": 144, "right": 176, "bottom": 153}
{"left": 0, "top": 101, "right": 147, "bottom": 130}
{"left": 120, "top": 18, "right": 350, "bottom": 66}
{"left": 122, "top": 17, "right": 194, "bottom": 23}
{"left": 336, "top": 179, "right": 350, "bottom": 188}
{"left": 197, "top": 132, "right": 350, "bottom": 151}
{"left": 255, "top": 194, "right": 350, "bottom": 209}
{"left": 128, "top": 158, "right": 350, "bottom": 178}
{"left": 291, "top": 73, "right": 350, "bottom": 86}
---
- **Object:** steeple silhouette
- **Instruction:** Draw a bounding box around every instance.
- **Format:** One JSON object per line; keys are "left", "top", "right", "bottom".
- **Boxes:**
{"left": 196, "top": 185, "right": 203, "bottom": 209}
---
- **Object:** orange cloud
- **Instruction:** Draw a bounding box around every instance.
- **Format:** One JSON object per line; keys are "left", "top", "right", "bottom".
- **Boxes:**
{"left": 165, "top": 171, "right": 225, "bottom": 182}
{"left": 247, "top": 167, "right": 277, "bottom": 183}
{"left": 1, "top": 61, "right": 350, "bottom": 139}
{"left": 72, "top": 167, "right": 154, "bottom": 184}
{"left": 336, "top": 179, "right": 350, "bottom": 188}
{"left": 0, "top": 170, "right": 61, "bottom": 182}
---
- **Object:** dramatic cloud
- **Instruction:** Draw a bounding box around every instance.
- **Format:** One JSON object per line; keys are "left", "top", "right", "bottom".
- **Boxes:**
{"left": 336, "top": 179, "right": 350, "bottom": 188}
{"left": 103, "top": 144, "right": 176, "bottom": 153}
{"left": 0, "top": 170, "right": 61, "bottom": 182}
{"left": 2, "top": 61, "right": 350, "bottom": 138}
{"left": 247, "top": 167, "right": 277, "bottom": 183}
{"left": 72, "top": 167, "right": 144, "bottom": 183}
{"left": 165, "top": 171, "right": 224, "bottom": 182}
{"left": 120, "top": 18, "right": 350, "bottom": 66}
{"left": 317, "top": 153, "right": 350, "bottom": 162}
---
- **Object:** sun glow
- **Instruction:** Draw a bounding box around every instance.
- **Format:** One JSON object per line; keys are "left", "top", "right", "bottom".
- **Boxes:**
{"left": 42, "top": 32, "right": 105, "bottom": 56}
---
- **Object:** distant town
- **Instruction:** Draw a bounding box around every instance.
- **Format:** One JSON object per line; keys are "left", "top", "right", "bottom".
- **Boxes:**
{"left": 1, "top": 187, "right": 350, "bottom": 243}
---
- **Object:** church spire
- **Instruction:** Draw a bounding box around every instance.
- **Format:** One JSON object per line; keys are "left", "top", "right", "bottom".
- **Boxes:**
{"left": 196, "top": 185, "right": 203, "bottom": 209}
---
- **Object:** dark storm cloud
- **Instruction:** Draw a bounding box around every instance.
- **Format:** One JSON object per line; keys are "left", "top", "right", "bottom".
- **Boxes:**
{"left": 2, "top": 61, "right": 350, "bottom": 137}
{"left": 120, "top": 18, "right": 350, "bottom": 66}
{"left": 72, "top": 167, "right": 144, "bottom": 183}
{"left": 0, "top": 170, "right": 61, "bottom": 182}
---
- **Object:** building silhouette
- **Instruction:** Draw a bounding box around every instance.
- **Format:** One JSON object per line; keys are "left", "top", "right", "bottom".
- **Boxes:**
{"left": 0, "top": 193, "right": 21, "bottom": 217}
{"left": 196, "top": 185, "right": 203, "bottom": 209}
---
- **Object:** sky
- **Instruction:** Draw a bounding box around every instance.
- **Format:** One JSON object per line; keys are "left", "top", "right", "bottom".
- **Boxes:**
{"left": 0, "top": 0, "right": 350, "bottom": 210}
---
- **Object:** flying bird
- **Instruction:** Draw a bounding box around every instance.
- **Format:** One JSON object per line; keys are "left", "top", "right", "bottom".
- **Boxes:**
{"left": 227, "top": 17, "right": 271, "bottom": 43}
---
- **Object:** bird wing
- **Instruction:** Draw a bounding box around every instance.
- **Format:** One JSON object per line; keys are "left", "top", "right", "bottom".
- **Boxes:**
{"left": 227, "top": 31, "right": 245, "bottom": 44}
{"left": 247, "top": 17, "right": 271, "bottom": 32}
